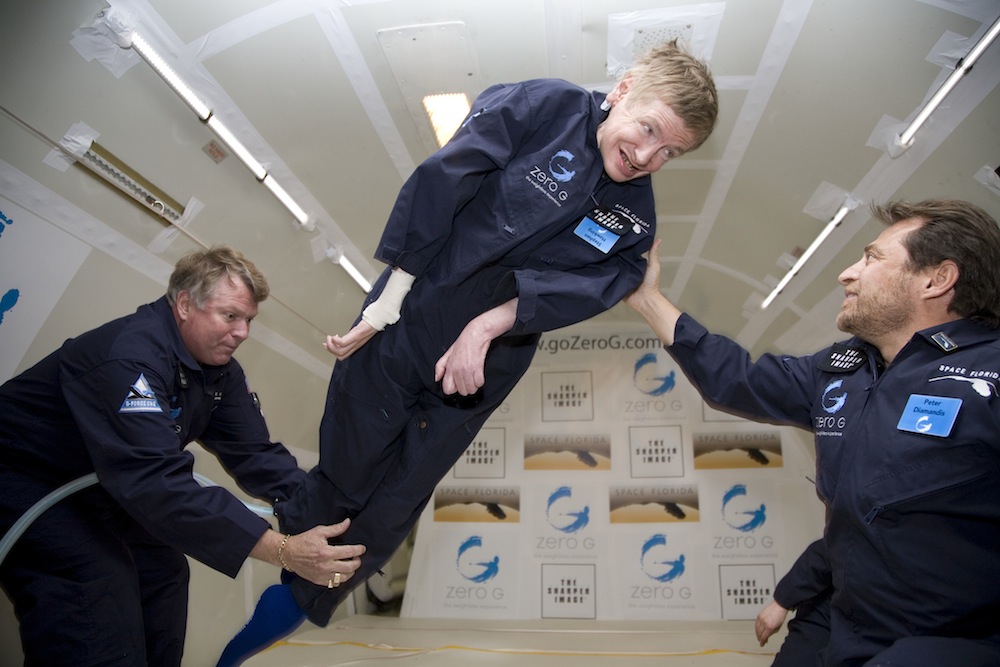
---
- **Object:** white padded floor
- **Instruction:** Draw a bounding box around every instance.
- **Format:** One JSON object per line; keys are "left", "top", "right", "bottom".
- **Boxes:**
{"left": 246, "top": 615, "right": 781, "bottom": 666}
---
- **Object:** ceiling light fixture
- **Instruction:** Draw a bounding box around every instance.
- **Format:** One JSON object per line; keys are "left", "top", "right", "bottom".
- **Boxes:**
{"left": 423, "top": 93, "right": 471, "bottom": 147}
{"left": 760, "top": 199, "right": 857, "bottom": 310}
{"left": 377, "top": 21, "right": 481, "bottom": 155}
{"left": 0, "top": 102, "right": 185, "bottom": 225}
{"left": 81, "top": 141, "right": 185, "bottom": 223}
{"left": 205, "top": 115, "right": 267, "bottom": 180}
{"left": 130, "top": 32, "right": 210, "bottom": 121}
{"left": 124, "top": 27, "right": 312, "bottom": 228}
{"left": 262, "top": 174, "right": 309, "bottom": 226}
{"left": 893, "top": 16, "right": 1000, "bottom": 154}
{"left": 325, "top": 246, "right": 372, "bottom": 293}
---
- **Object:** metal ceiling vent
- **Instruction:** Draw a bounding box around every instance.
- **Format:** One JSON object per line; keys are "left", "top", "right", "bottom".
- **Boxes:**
{"left": 607, "top": 5, "right": 725, "bottom": 77}
{"left": 634, "top": 23, "right": 695, "bottom": 59}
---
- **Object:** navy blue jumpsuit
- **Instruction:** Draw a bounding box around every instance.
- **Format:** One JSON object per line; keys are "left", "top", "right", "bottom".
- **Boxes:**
{"left": 668, "top": 313, "right": 1000, "bottom": 666}
{"left": 771, "top": 539, "right": 832, "bottom": 667}
{"left": 277, "top": 78, "right": 657, "bottom": 625}
{"left": 0, "top": 297, "right": 305, "bottom": 666}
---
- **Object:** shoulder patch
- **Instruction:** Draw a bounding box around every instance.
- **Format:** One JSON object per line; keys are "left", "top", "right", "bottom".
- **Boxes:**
{"left": 119, "top": 373, "right": 163, "bottom": 414}
{"left": 816, "top": 343, "right": 867, "bottom": 373}
{"left": 930, "top": 331, "right": 959, "bottom": 352}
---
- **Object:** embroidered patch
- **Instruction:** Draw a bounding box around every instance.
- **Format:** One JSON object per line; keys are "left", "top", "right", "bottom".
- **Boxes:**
{"left": 928, "top": 374, "right": 998, "bottom": 398}
{"left": 816, "top": 343, "right": 867, "bottom": 373}
{"left": 119, "top": 373, "right": 163, "bottom": 414}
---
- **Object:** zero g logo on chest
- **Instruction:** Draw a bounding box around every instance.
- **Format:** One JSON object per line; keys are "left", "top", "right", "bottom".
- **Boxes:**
{"left": 526, "top": 150, "right": 576, "bottom": 205}
{"left": 815, "top": 379, "right": 849, "bottom": 432}
{"left": 548, "top": 150, "right": 576, "bottom": 182}
{"left": 821, "top": 379, "right": 847, "bottom": 414}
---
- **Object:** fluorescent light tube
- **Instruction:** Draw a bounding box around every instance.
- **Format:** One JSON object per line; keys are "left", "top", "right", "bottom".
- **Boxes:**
{"left": 897, "top": 17, "right": 1000, "bottom": 149}
{"left": 325, "top": 246, "right": 372, "bottom": 292}
{"left": 206, "top": 116, "right": 267, "bottom": 180}
{"left": 262, "top": 174, "right": 309, "bottom": 227}
{"left": 130, "top": 33, "right": 211, "bottom": 121}
{"left": 339, "top": 255, "right": 372, "bottom": 293}
{"left": 761, "top": 204, "right": 852, "bottom": 309}
{"left": 128, "top": 29, "right": 313, "bottom": 232}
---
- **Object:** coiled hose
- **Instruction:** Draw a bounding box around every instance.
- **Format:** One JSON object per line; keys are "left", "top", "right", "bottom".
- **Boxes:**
{"left": 0, "top": 472, "right": 273, "bottom": 565}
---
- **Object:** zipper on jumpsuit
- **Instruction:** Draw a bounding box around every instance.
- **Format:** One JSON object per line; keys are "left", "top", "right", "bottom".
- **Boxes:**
{"left": 832, "top": 345, "right": 881, "bottom": 628}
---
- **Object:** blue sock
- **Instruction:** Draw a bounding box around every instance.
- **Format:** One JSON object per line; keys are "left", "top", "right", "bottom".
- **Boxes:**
{"left": 215, "top": 583, "right": 306, "bottom": 667}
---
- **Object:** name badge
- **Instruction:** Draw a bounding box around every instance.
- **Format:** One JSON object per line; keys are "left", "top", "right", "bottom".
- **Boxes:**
{"left": 896, "top": 394, "right": 962, "bottom": 437}
{"left": 574, "top": 205, "right": 627, "bottom": 254}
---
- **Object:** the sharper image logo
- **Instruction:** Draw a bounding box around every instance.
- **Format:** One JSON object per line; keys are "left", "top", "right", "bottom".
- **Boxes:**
{"left": 455, "top": 535, "right": 500, "bottom": 583}
{"left": 546, "top": 486, "right": 590, "bottom": 533}
{"left": 540, "top": 370, "right": 594, "bottom": 422}
{"left": 454, "top": 427, "right": 506, "bottom": 479}
{"left": 719, "top": 564, "right": 775, "bottom": 620}
{"left": 640, "top": 534, "right": 686, "bottom": 583}
{"left": 721, "top": 484, "right": 766, "bottom": 532}
{"left": 628, "top": 425, "right": 684, "bottom": 477}
{"left": 540, "top": 563, "right": 596, "bottom": 619}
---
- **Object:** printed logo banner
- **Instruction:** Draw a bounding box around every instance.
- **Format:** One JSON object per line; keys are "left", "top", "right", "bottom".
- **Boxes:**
{"left": 403, "top": 322, "right": 823, "bottom": 621}
{"left": 0, "top": 194, "right": 89, "bottom": 383}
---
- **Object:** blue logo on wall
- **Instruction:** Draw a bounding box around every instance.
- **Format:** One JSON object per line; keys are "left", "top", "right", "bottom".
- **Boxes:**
{"left": 721, "top": 484, "right": 766, "bottom": 532}
{"left": 0, "top": 209, "right": 18, "bottom": 330}
{"left": 456, "top": 535, "right": 500, "bottom": 583}
{"left": 640, "top": 534, "right": 686, "bottom": 583}
{"left": 633, "top": 352, "right": 676, "bottom": 396}
{"left": 546, "top": 486, "right": 590, "bottom": 533}
{"left": 822, "top": 379, "right": 847, "bottom": 414}
{"left": 548, "top": 150, "right": 576, "bottom": 183}
{"left": 0, "top": 208, "right": 13, "bottom": 239}
{"left": 0, "top": 288, "right": 20, "bottom": 326}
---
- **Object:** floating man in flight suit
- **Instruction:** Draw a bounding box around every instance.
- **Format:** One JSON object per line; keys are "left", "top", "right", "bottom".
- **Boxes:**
{"left": 218, "top": 40, "right": 719, "bottom": 665}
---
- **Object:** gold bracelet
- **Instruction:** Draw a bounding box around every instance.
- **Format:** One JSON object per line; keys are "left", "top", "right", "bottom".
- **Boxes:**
{"left": 277, "top": 533, "right": 293, "bottom": 572}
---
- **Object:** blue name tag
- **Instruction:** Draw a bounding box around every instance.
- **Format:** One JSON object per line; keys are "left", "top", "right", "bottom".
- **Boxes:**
{"left": 896, "top": 394, "right": 962, "bottom": 437}
{"left": 574, "top": 217, "right": 619, "bottom": 253}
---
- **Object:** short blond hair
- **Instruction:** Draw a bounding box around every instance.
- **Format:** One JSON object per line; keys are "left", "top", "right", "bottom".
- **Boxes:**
{"left": 625, "top": 40, "right": 718, "bottom": 151}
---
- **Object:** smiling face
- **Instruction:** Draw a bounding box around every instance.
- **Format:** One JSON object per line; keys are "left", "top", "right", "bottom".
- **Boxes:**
{"left": 596, "top": 75, "right": 697, "bottom": 182}
{"left": 174, "top": 276, "right": 258, "bottom": 366}
{"left": 836, "top": 218, "right": 925, "bottom": 344}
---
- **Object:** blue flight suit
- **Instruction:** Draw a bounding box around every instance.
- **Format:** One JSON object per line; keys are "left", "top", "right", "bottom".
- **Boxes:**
{"left": 667, "top": 313, "right": 1000, "bottom": 666}
{"left": 277, "top": 78, "right": 657, "bottom": 625}
{"left": 770, "top": 539, "right": 832, "bottom": 667}
{"left": 0, "top": 297, "right": 305, "bottom": 666}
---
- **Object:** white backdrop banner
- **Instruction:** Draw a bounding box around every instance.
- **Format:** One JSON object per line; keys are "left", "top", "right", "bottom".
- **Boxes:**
{"left": 0, "top": 192, "right": 90, "bottom": 383}
{"left": 402, "top": 321, "right": 823, "bottom": 621}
